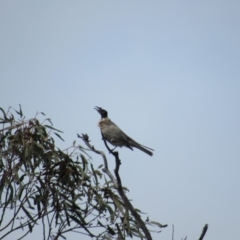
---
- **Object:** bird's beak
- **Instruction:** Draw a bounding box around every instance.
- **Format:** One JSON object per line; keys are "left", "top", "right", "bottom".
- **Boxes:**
{"left": 94, "top": 106, "right": 101, "bottom": 114}
{"left": 94, "top": 106, "right": 100, "bottom": 111}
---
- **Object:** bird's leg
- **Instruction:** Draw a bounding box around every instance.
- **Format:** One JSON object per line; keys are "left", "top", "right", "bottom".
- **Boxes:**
{"left": 108, "top": 146, "right": 117, "bottom": 154}
{"left": 111, "top": 146, "right": 117, "bottom": 152}
{"left": 101, "top": 133, "right": 118, "bottom": 154}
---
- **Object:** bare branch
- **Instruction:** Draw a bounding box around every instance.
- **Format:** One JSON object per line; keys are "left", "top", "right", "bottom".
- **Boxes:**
{"left": 172, "top": 225, "right": 174, "bottom": 240}
{"left": 101, "top": 135, "right": 153, "bottom": 240}
{"left": 198, "top": 224, "right": 208, "bottom": 240}
{"left": 77, "top": 133, "right": 117, "bottom": 186}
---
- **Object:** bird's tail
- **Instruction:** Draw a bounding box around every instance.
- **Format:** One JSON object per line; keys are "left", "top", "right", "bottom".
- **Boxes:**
{"left": 129, "top": 140, "right": 154, "bottom": 156}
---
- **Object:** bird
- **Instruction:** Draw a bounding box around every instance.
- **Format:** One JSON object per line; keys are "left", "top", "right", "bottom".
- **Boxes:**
{"left": 94, "top": 107, "right": 154, "bottom": 156}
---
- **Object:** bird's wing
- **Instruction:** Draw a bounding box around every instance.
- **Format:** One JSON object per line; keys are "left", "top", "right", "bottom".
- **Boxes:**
{"left": 107, "top": 122, "right": 129, "bottom": 141}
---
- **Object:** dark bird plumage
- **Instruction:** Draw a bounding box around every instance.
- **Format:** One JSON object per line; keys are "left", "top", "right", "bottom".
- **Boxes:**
{"left": 94, "top": 106, "right": 153, "bottom": 156}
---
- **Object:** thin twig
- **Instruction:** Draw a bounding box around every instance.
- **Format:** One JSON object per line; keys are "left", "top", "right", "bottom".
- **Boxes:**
{"left": 172, "top": 224, "right": 174, "bottom": 240}
{"left": 77, "top": 134, "right": 117, "bottom": 186}
{"left": 198, "top": 224, "right": 208, "bottom": 240}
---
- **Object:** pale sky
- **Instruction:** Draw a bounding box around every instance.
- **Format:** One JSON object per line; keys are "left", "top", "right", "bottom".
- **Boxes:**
{"left": 1, "top": 1, "right": 240, "bottom": 240}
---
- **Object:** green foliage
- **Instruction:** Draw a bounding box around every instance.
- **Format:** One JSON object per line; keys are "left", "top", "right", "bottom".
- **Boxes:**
{"left": 0, "top": 106, "right": 164, "bottom": 239}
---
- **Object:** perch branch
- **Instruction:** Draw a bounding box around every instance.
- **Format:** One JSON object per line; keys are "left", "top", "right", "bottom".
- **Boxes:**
{"left": 101, "top": 136, "right": 153, "bottom": 240}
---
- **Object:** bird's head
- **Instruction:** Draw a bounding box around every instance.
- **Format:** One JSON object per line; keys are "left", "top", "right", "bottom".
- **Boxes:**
{"left": 94, "top": 106, "right": 108, "bottom": 118}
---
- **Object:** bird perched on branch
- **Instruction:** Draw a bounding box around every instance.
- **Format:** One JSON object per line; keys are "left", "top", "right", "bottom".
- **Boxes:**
{"left": 94, "top": 107, "right": 154, "bottom": 156}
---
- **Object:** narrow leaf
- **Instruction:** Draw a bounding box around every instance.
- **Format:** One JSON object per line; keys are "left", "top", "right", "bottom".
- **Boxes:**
{"left": 54, "top": 132, "right": 64, "bottom": 141}
{"left": 44, "top": 125, "right": 63, "bottom": 133}
{"left": 149, "top": 221, "right": 165, "bottom": 228}
{"left": 22, "top": 206, "right": 34, "bottom": 222}
{"left": 19, "top": 104, "right": 23, "bottom": 117}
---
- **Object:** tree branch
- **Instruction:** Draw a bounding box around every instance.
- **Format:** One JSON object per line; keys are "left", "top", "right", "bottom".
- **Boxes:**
{"left": 101, "top": 135, "right": 153, "bottom": 240}
{"left": 79, "top": 133, "right": 154, "bottom": 240}
{"left": 198, "top": 224, "right": 208, "bottom": 240}
{"left": 77, "top": 134, "right": 117, "bottom": 186}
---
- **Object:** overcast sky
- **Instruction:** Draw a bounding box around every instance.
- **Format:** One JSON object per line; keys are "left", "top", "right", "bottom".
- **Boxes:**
{"left": 1, "top": 1, "right": 240, "bottom": 240}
